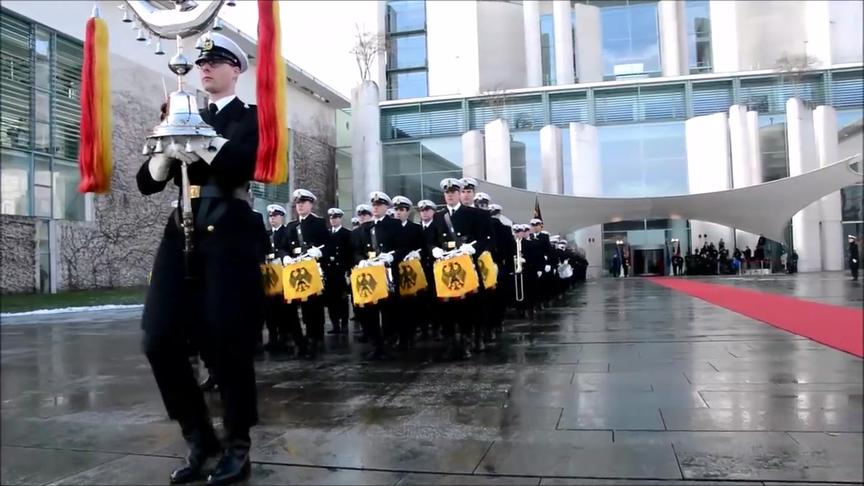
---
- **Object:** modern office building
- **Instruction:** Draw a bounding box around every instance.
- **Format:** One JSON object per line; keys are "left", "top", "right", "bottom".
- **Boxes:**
{"left": 0, "top": 1, "right": 348, "bottom": 293}
{"left": 347, "top": 0, "right": 863, "bottom": 277}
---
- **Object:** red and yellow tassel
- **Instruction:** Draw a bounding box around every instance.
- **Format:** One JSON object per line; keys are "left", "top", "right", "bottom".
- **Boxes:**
{"left": 78, "top": 11, "right": 112, "bottom": 194}
{"left": 254, "top": 0, "right": 288, "bottom": 184}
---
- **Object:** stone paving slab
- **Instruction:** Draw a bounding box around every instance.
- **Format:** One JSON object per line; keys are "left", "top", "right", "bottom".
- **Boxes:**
{"left": 1, "top": 274, "right": 861, "bottom": 484}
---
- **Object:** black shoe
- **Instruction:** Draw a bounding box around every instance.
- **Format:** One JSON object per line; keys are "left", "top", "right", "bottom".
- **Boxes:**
{"left": 206, "top": 446, "right": 250, "bottom": 486}
{"left": 199, "top": 375, "right": 218, "bottom": 392}
{"left": 357, "top": 334, "right": 369, "bottom": 344}
{"left": 170, "top": 427, "right": 222, "bottom": 484}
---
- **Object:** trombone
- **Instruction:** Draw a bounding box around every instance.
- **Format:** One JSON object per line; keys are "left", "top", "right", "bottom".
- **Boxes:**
{"left": 514, "top": 236, "right": 525, "bottom": 302}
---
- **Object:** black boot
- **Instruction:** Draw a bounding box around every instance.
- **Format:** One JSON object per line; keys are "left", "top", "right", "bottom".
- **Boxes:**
{"left": 207, "top": 431, "right": 251, "bottom": 486}
{"left": 170, "top": 424, "right": 222, "bottom": 484}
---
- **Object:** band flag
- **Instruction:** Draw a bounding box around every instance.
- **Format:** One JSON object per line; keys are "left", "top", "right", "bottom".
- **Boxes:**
{"left": 78, "top": 12, "right": 112, "bottom": 193}
{"left": 254, "top": 0, "right": 288, "bottom": 184}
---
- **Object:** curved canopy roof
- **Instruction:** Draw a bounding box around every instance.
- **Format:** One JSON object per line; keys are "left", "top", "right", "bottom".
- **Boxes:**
{"left": 478, "top": 155, "right": 862, "bottom": 242}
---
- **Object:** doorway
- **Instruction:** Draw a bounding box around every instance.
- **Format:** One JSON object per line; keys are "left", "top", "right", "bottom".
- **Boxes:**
{"left": 633, "top": 248, "right": 665, "bottom": 276}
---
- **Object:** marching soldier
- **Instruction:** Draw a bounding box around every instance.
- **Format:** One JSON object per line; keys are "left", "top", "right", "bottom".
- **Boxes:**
{"left": 488, "top": 203, "right": 515, "bottom": 338}
{"left": 324, "top": 208, "right": 353, "bottom": 334}
{"left": 262, "top": 204, "right": 295, "bottom": 354}
{"left": 417, "top": 199, "right": 441, "bottom": 341}
{"left": 529, "top": 219, "right": 554, "bottom": 308}
{"left": 518, "top": 224, "right": 546, "bottom": 317}
{"left": 849, "top": 235, "right": 860, "bottom": 281}
{"left": 459, "top": 180, "right": 496, "bottom": 351}
{"left": 280, "top": 189, "right": 329, "bottom": 358}
{"left": 351, "top": 204, "right": 373, "bottom": 338}
{"left": 393, "top": 195, "right": 426, "bottom": 349}
{"left": 427, "top": 178, "right": 492, "bottom": 360}
{"left": 354, "top": 192, "right": 400, "bottom": 359}
{"left": 137, "top": 32, "right": 260, "bottom": 485}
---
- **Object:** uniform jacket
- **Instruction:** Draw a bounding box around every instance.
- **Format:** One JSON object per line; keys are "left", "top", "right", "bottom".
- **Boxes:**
{"left": 281, "top": 214, "right": 330, "bottom": 258}
{"left": 324, "top": 226, "right": 354, "bottom": 274}
{"left": 426, "top": 205, "right": 492, "bottom": 257}
{"left": 267, "top": 225, "right": 290, "bottom": 259}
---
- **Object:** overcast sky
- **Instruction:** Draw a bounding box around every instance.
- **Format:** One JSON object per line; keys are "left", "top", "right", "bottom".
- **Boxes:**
{"left": 220, "top": 1, "right": 377, "bottom": 99}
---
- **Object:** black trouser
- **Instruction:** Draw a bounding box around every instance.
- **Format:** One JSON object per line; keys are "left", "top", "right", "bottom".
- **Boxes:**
{"left": 851, "top": 260, "right": 859, "bottom": 280}
{"left": 324, "top": 271, "right": 349, "bottom": 330}
{"left": 299, "top": 296, "right": 326, "bottom": 341}
{"left": 358, "top": 297, "right": 395, "bottom": 349}
{"left": 265, "top": 297, "right": 294, "bottom": 346}
{"left": 144, "top": 330, "right": 258, "bottom": 438}
{"left": 440, "top": 294, "right": 477, "bottom": 339}
{"left": 396, "top": 293, "right": 420, "bottom": 346}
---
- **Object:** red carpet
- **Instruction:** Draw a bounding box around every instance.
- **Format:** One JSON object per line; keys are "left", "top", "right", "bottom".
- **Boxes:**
{"left": 646, "top": 277, "right": 864, "bottom": 358}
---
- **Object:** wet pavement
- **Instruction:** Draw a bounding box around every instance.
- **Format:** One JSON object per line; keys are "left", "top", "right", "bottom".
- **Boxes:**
{"left": 1, "top": 272, "right": 862, "bottom": 485}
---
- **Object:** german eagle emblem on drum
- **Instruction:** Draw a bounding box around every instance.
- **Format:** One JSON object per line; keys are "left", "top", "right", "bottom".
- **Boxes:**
{"left": 442, "top": 261, "right": 467, "bottom": 290}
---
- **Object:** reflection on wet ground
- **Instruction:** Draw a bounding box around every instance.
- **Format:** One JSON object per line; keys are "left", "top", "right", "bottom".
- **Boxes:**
{"left": 2, "top": 273, "right": 861, "bottom": 485}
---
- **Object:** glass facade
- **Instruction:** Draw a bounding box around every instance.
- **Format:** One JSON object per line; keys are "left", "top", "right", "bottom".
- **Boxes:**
{"left": 382, "top": 137, "right": 461, "bottom": 203}
{"left": 385, "top": 0, "right": 428, "bottom": 100}
{"left": 540, "top": 14, "right": 555, "bottom": 86}
{"left": 0, "top": 9, "right": 85, "bottom": 221}
{"left": 685, "top": 0, "right": 712, "bottom": 74}
{"left": 586, "top": 0, "right": 662, "bottom": 79}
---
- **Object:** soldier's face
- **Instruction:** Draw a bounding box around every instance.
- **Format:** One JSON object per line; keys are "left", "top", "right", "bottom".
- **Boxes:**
{"left": 268, "top": 213, "right": 284, "bottom": 227}
{"left": 330, "top": 216, "right": 342, "bottom": 227}
{"left": 531, "top": 225, "right": 541, "bottom": 233}
{"left": 371, "top": 202, "right": 388, "bottom": 218}
{"left": 295, "top": 201, "right": 313, "bottom": 216}
{"left": 198, "top": 60, "right": 239, "bottom": 95}
{"left": 460, "top": 188, "right": 475, "bottom": 205}
{"left": 395, "top": 207, "right": 410, "bottom": 221}
{"left": 359, "top": 213, "right": 372, "bottom": 223}
{"left": 420, "top": 208, "right": 435, "bottom": 222}
{"left": 444, "top": 189, "right": 460, "bottom": 206}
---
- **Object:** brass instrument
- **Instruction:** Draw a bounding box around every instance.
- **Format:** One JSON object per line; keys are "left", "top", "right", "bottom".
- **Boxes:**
{"left": 514, "top": 236, "right": 525, "bottom": 302}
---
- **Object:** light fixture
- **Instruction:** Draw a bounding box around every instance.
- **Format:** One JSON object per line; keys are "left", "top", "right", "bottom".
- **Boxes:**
{"left": 226, "top": 0, "right": 236, "bottom": 6}
{"left": 154, "top": 39, "right": 165, "bottom": 55}
{"left": 136, "top": 28, "right": 147, "bottom": 42}
{"left": 122, "top": 10, "right": 133, "bottom": 23}
{"left": 212, "top": 18, "right": 223, "bottom": 31}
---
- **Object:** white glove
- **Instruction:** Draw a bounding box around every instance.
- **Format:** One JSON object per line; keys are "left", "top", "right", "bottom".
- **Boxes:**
{"left": 358, "top": 259, "right": 369, "bottom": 269}
{"left": 853, "top": 259, "right": 858, "bottom": 264}
{"left": 405, "top": 250, "right": 420, "bottom": 261}
{"left": 147, "top": 153, "right": 173, "bottom": 182}
{"left": 459, "top": 243, "right": 476, "bottom": 256}
{"left": 536, "top": 271, "right": 543, "bottom": 278}
{"left": 379, "top": 253, "right": 394, "bottom": 265}
{"left": 307, "top": 247, "right": 322, "bottom": 259}
{"left": 282, "top": 256, "right": 295, "bottom": 266}
{"left": 544, "top": 265, "right": 551, "bottom": 273}
{"left": 432, "top": 247, "right": 444, "bottom": 259}
{"left": 193, "top": 136, "right": 229, "bottom": 165}
{"left": 163, "top": 143, "right": 201, "bottom": 164}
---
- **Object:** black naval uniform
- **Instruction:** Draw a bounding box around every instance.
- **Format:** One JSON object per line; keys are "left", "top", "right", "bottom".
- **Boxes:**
{"left": 491, "top": 218, "right": 515, "bottom": 332}
{"left": 420, "top": 219, "right": 441, "bottom": 340}
{"left": 850, "top": 240, "right": 860, "bottom": 281}
{"left": 354, "top": 215, "right": 401, "bottom": 358}
{"left": 324, "top": 225, "right": 353, "bottom": 333}
{"left": 265, "top": 224, "right": 297, "bottom": 351}
{"left": 395, "top": 218, "right": 427, "bottom": 348}
{"left": 281, "top": 213, "right": 330, "bottom": 356}
{"left": 520, "top": 235, "right": 546, "bottom": 316}
{"left": 426, "top": 204, "right": 491, "bottom": 358}
{"left": 137, "top": 97, "right": 262, "bottom": 477}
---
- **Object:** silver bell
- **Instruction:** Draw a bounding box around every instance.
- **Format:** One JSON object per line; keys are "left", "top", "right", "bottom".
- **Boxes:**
{"left": 154, "top": 40, "right": 165, "bottom": 56}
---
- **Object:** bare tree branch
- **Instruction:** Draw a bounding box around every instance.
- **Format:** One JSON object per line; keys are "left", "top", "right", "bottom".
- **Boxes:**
{"left": 349, "top": 24, "right": 388, "bottom": 82}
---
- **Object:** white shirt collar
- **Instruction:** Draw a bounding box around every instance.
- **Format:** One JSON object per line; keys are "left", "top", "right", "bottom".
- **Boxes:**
{"left": 447, "top": 203, "right": 461, "bottom": 213}
{"left": 298, "top": 214, "right": 308, "bottom": 222}
{"left": 209, "top": 94, "right": 236, "bottom": 114}
{"left": 271, "top": 224, "right": 282, "bottom": 231}
{"left": 422, "top": 220, "right": 431, "bottom": 228}
{"left": 331, "top": 225, "right": 342, "bottom": 232}
{"left": 373, "top": 216, "right": 385, "bottom": 223}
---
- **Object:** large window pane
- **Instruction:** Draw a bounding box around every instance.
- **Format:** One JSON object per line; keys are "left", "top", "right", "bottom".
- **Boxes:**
{"left": 686, "top": 0, "right": 712, "bottom": 73}
{"left": 383, "top": 142, "right": 421, "bottom": 174}
{"left": 384, "top": 173, "right": 422, "bottom": 203}
{"left": 1, "top": 149, "right": 30, "bottom": 215}
{"left": 511, "top": 131, "right": 542, "bottom": 191}
{"left": 597, "top": 121, "right": 688, "bottom": 197}
{"left": 1, "top": 13, "right": 33, "bottom": 150}
{"left": 540, "top": 14, "right": 556, "bottom": 86}
{"left": 600, "top": 1, "right": 661, "bottom": 78}
{"left": 842, "top": 186, "right": 863, "bottom": 222}
{"left": 421, "top": 137, "right": 461, "bottom": 171}
{"left": 758, "top": 115, "right": 788, "bottom": 182}
{"left": 388, "top": 34, "right": 426, "bottom": 70}
{"left": 52, "top": 162, "right": 85, "bottom": 220}
{"left": 34, "top": 156, "right": 51, "bottom": 217}
{"left": 35, "top": 28, "right": 51, "bottom": 89}
{"left": 386, "top": 0, "right": 425, "bottom": 33}
{"left": 387, "top": 70, "right": 427, "bottom": 100}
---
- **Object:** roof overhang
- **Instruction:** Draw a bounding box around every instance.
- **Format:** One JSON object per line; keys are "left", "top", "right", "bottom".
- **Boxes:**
{"left": 478, "top": 155, "right": 863, "bottom": 242}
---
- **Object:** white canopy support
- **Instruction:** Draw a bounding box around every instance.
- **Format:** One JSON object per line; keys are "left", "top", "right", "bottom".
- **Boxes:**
{"left": 479, "top": 154, "right": 862, "bottom": 243}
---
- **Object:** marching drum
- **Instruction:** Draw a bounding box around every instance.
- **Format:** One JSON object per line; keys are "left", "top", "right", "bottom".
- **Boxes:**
{"left": 282, "top": 258, "right": 324, "bottom": 303}
{"left": 433, "top": 253, "right": 480, "bottom": 300}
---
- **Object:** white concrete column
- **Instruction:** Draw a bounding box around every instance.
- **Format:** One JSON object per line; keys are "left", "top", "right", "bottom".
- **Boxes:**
{"left": 786, "top": 98, "right": 822, "bottom": 272}
{"left": 745, "top": 110, "right": 763, "bottom": 185}
{"left": 686, "top": 112, "right": 734, "bottom": 251}
{"left": 729, "top": 105, "right": 760, "bottom": 251}
{"left": 658, "top": 0, "right": 688, "bottom": 77}
{"left": 350, "top": 81, "right": 382, "bottom": 207}
{"left": 568, "top": 122, "right": 602, "bottom": 278}
{"left": 572, "top": 3, "right": 603, "bottom": 83}
{"left": 540, "top": 125, "right": 563, "bottom": 194}
{"left": 484, "top": 118, "right": 512, "bottom": 186}
{"left": 552, "top": 0, "right": 575, "bottom": 85}
{"left": 708, "top": 0, "right": 740, "bottom": 73}
{"left": 814, "top": 106, "right": 844, "bottom": 271}
{"left": 523, "top": 0, "right": 543, "bottom": 88}
{"left": 569, "top": 122, "right": 600, "bottom": 197}
{"left": 462, "top": 130, "right": 486, "bottom": 179}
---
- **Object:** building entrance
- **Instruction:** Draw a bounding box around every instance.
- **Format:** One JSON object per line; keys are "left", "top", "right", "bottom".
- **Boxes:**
{"left": 632, "top": 248, "right": 665, "bottom": 276}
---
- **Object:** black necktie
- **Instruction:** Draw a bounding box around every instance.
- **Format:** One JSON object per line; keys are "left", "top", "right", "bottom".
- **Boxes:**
{"left": 208, "top": 103, "right": 218, "bottom": 117}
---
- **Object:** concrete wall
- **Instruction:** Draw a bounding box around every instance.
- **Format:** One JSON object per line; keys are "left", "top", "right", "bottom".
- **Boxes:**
{"left": 829, "top": 0, "right": 864, "bottom": 64}
{"left": 686, "top": 113, "right": 735, "bottom": 250}
{"left": 0, "top": 216, "right": 37, "bottom": 293}
{"left": 477, "top": 0, "right": 526, "bottom": 93}
{"left": 426, "top": 0, "right": 480, "bottom": 97}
